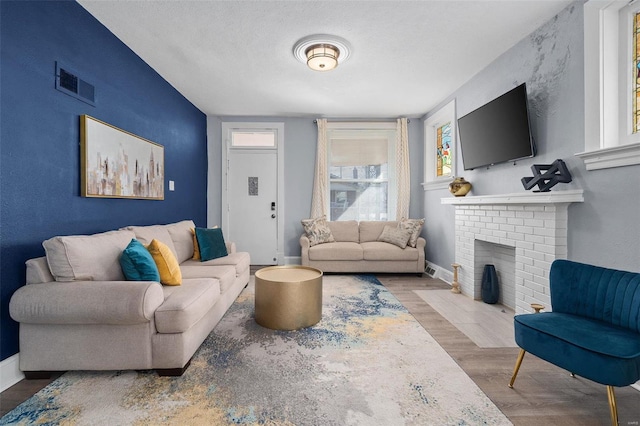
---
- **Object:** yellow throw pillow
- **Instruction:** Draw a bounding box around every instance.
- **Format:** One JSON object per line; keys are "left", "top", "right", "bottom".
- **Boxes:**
{"left": 147, "top": 239, "right": 182, "bottom": 286}
{"left": 190, "top": 228, "right": 201, "bottom": 260}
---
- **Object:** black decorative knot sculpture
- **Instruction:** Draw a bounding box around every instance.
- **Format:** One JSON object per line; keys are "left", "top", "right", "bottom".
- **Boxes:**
{"left": 521, "top": 159, "right": 572, "bottom": 192}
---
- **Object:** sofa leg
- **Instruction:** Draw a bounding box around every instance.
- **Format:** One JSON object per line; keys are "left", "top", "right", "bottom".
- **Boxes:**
{"left": 156, "top": 360, "right": 191, "bottom": 377}
{"left": 607, "top": 385, "right": 619, "bottom": 426}
{"left": 23, "top": 371, "right": 55, "bottom": 380}
{"left": 508, "top": 349, "right": 526, "bottom": 388}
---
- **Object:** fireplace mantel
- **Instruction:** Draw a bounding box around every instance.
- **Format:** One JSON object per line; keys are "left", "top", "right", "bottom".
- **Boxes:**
{"left": 441, "top": 189, "right": 584, "bottom": 314}
{"left": 441, "top": 189, "right": 584, "bottom": 205}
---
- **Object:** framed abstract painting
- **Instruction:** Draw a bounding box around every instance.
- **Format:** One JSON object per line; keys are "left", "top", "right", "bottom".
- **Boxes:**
{"left": 80, "top": 115, "right": 164, "bottom": 200}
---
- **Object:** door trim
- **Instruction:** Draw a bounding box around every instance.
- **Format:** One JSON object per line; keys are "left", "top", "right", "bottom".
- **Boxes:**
{"left": 220, "top": 122, "right": 284, "bottom": 264}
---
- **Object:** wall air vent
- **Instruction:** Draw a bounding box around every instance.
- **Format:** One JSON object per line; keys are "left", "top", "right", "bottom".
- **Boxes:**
{"left": 424, "top": 262, "right": 437, "bottom": 278}
{"left": 55, "top": 61, "right": 95, "bottom": 106}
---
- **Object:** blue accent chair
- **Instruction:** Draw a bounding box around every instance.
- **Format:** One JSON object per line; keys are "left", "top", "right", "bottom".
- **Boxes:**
{"left": 509, "top": 259, "right": 640, "bottom": 425}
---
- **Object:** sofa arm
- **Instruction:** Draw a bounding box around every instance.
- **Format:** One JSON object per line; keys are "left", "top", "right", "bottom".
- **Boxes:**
{"left": 300, "top": 235, "right": 310, "bottom": 265}
{"left": 9, "top": 280, "right": 164, "bottom": 325}
{"left": 416, "top": 237, "right": 426, "bottom": 267}
{"left": 226, "top": 241, "right": 237, "bottom": 254}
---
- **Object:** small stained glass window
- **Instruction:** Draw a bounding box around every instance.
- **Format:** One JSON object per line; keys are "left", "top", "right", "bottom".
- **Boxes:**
{"left": 436, "top": 122, "right": 452, "bottom": 177}
{"left": 633, "top": 12, "right": 640, "bottom": 133}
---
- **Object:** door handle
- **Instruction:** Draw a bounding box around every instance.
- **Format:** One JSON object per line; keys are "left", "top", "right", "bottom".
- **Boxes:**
{"left": 271, "top": 214, "right": 276, "bottom": 218}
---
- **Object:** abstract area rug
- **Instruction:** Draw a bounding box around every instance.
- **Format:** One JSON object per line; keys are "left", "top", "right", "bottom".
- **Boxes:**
{"left": 2, "top": 275, "right": 512, "bottom": 425}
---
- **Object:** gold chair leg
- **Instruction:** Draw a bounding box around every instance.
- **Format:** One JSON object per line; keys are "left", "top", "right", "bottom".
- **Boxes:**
{"left": 607, "top": 386, "right": 619, "bottom": 426}
{"left": 508, "top": 349, "right": 526, "bottom": 388}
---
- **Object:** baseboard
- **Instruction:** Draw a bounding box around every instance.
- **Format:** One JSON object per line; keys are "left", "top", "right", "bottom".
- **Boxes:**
{"left": 286, "top": 257, "right": 455, "bottom": 283}
{"left": 425, "top": 259, "right": 453, "bottom": 285}
{"left": 0, "top": 353, "right": 24, "bottom": 392}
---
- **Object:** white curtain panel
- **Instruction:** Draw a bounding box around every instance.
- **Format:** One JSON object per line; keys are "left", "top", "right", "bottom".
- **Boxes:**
{"left": 396, "top": 118, "right": 410, "bottom": 219}
{"left": 310, "top": 119, "right": 328, "bottom": 218}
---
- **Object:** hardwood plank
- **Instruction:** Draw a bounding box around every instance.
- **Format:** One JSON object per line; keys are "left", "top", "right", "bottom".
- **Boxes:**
{"left": 377, "top": 274, "right": 640, "bottom": 426}
{"left": 3, "top": 273, "right": 639, "bottom": 425}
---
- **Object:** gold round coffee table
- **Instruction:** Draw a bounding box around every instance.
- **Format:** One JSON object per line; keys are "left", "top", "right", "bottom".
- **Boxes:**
{"left": 254, "top": 265, "right": 323, "bottom": 330}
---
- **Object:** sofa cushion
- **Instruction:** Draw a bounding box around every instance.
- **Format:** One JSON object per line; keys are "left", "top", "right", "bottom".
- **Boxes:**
{"left": 301, "top": 217, "right": 335, "bottom": 246}
{"left": 125, "top": 225, "right": 178, "bottom": 259}
{"left": 359, "top": 221, "right": 399, "bottom": 243}
{"left": 195, "top": 227, "right": 228, "bottom": 261}
{"left": 398, "top": 218, "right": 425, "bottom": 248}
{"left": 361, "top": 241, "right": 419, "bottom": 261}
{"left": 43, "top": 229, "right": 135, "bottom": 282}
{"left": 377, "top": 225, "right": 412, "bottom": 249}
{"left": 180, "top": 264, "right": 237, "bottom": 293}
{"left": 26, "top": 257, "right": 55, "bottom": 285}
{"left": 147, "top": 239, "right": 182, "bottom": 286}
{"left": 155, "top": 278, "right": 220, "bottom": 333}
{"left": 120, "top": 239, "right": 160, "bottom": 282}
{"left": 327, "top": 220, "right": 359, "bottom": 243}
{"left": 309, "top": 242, "right": 363, "bottom": 261}
{"left": 165, "top": 220, "right": 196, "bottom": 263}
{"left": 181, "top": 252, "right": 250, "bottom": 277}
{"left": 515, "top": 312, "right": 640, "bottom": 387}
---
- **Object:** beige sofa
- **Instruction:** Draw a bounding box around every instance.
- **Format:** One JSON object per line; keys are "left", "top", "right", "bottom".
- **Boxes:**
{"left": 9, "top": 220, "right": 250, "bottom": 377}
{"left": 300, "top": 220, "right": 425, "bottom": 274}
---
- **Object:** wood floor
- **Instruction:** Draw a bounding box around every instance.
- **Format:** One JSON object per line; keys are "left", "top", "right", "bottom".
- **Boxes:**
{"left": 413, "top": 288, "right": 517, "bottom": 348}
{"left": 2, "top": 273, "right": 639, "bottom": 425}
{"left": 377, "top": 274, "right": 640, "bottom": 426}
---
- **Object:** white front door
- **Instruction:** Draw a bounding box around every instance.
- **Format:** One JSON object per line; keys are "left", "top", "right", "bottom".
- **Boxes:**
{"left": 222, "top": 123, "right": 283, "bottom": 265}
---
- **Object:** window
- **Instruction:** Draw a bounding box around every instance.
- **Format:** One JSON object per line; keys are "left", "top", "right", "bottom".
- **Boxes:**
{"left": 326, "top": 124, "right": 396, "bottom": 221}
{"left": 423, "top": 99, "right": 456, "bottom": 190}
{"left": 436, "top": 122, "right": 453, "bottom": 177}
{"left": 231, "top": 131, "right": 276, "bottom": 148}
{"left": 633, "top": 11, "right": 640, "bottom": 134}
{"left": 578, "top": 1, "right": 640, "bottom": 170}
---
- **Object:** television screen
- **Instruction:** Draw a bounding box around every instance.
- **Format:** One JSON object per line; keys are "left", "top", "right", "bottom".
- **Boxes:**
{"left": 457, "top": 83, "right": 535, "bottom": 170}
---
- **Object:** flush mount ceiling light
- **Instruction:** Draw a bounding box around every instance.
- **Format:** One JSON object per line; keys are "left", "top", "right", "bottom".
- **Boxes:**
{"left": 293, "top": 35, "right": 352, "bottom": 72}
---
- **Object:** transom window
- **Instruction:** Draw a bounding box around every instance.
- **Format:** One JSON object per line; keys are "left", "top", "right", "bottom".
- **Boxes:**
{"left": 327, "top": 126, "right": 396, "bottom": 221}
{"left": 231, "top": 131, "right": 276, "bottom": 148}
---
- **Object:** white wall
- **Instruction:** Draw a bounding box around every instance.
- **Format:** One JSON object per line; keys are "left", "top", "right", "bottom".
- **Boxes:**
{"left": 207, "top": 117, "right": 424, "bottom": 258}
{"left": 423, "top": 2, "right": 640, "bottom": 273}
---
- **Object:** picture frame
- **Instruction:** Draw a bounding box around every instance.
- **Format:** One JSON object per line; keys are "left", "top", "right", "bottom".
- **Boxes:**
{"left": 80, "top": 115, "right": 164, "bottom": 200}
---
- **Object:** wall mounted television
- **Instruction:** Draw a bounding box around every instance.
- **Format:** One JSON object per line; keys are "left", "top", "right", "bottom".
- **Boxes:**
{"left": 457, "top": 83, "right": 535, "bottom": 170}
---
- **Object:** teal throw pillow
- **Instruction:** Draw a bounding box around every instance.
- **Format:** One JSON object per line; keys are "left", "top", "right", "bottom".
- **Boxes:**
{"left": 195, "top": 227, "right": 228, "bottom": 262}
{"left": 120, "top": 238, "right": 161, "bottom": 281}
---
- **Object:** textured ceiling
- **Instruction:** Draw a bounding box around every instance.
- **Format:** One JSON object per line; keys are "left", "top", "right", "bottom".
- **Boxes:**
{"left": 78, "top": 0, "right": 573, "bottom": 118}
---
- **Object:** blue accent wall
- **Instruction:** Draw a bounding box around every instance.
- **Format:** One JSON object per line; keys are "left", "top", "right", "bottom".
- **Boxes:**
{"left": 0, "top": 1, "right": 208, "bottom": 361}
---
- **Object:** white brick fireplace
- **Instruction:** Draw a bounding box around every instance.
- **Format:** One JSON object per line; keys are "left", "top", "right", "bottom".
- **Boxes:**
{"left": 442, "top": 190, "right": 584, "bottom": 314}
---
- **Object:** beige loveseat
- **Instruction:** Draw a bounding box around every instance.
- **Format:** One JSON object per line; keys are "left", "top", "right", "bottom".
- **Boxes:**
{"left": 300, "top": 220, "right": 425, "bottom": 274}
{"left": 9, "top": 220, "right": 250, "bottom": 377}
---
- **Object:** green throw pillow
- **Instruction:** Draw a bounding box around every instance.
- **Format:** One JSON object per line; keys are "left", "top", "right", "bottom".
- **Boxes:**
{"left": 195, "top": 227, "right": 228, "bottom": 262}
{"left": 120, "top": 238, "right": 161, "bottom": 281}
